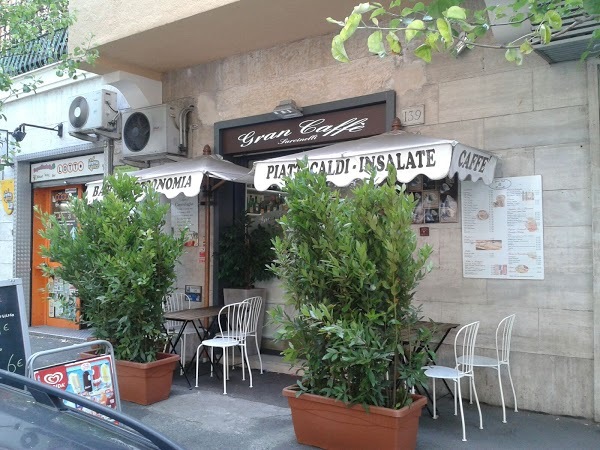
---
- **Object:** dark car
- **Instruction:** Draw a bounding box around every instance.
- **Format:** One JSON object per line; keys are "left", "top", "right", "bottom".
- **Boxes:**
{"left": 0, "top": 369, "right": 183, "bottom": 450}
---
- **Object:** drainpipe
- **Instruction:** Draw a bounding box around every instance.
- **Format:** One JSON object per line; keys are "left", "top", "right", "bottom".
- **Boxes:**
{"left": 178, "top": 105, "right": 194, "bottom": 153}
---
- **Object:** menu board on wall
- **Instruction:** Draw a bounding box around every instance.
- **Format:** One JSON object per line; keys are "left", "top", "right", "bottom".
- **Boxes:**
{"left": 171, "top": 195, "right": 199, "bottom": 247}
{"left": 461, "top": 176, "right": 544, "bottom": 280}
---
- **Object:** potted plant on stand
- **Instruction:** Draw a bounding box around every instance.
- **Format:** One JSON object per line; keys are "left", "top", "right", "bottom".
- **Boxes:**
{"left": 217, "top": 215, "right": 278, "bottom": 354}
{"left": 37, "top": 173, "right": 186, "bottom": 405}
{"left": 269, "top": 161, "right": 434, "bottom": 449}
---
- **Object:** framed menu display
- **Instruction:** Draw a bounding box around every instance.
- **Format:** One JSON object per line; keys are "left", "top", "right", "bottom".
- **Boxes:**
{"left": 171, "top": 195, "right": 199, "bottom": 247}
{"left": 461, "top": 176, "right": 544, "bottom": 280}
{"left": 407, "top": 175, "right": 458, "bottom": 224}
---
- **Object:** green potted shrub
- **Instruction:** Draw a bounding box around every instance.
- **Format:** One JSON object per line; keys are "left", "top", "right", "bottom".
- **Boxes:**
{"left": 37, "top": 173, "right": 186, "bottom": 405}
{"left": 217, "top": 215, "right": 278, "bottom": 353}
{"left": 269, "top": 161, "right": 434, "bottom": 449}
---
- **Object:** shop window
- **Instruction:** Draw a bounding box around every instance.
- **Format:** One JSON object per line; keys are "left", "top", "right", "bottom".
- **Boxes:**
{"left": 245, "top": 185, "right": 287, "bottom": 227}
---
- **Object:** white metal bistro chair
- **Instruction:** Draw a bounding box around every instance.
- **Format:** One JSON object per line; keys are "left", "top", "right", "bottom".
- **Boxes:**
{"left": 163, "top": 293, "right": 195, "bottom": 374}
{"left": 216, "top": 296, "right": 264, "bottom": 374}
{"left": 424, "top": 321, "right": 483, "bottom": 442}
{"left": 461, "top": 314, "right": 518, "bottom": 423}
{"left": 195, "top": 300, "right": 253, "bottom": 395}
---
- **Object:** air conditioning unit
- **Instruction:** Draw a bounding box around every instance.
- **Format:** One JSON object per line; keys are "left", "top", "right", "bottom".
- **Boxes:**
{"left": 68, "top": 90, "right": 118, "bottom": 133}
{"left": 531, "top": 10, "right": 600, "bottom": 63}
{"left": 121, "top": 104, "right": 185, "bottom": 161}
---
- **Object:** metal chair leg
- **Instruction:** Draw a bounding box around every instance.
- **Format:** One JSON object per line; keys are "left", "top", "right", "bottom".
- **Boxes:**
{"left": 471, "top": 376, "right": 483, "bottom": 430}
{"left": 497, "top": 364, "right": 507, "bottom": 423}
{"left": 457, "top": 380, "right": 466, "bottom": 441}
{"left": 432, "top": 378, "right": 438, "bottom": 419}
{"left": 506, "top": 363, "right": 518, "bottom": 412}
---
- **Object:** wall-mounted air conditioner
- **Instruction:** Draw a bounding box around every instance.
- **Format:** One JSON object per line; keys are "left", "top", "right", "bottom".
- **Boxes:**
{"left": 121, "top": 104, "right": 185, "bottom": 161}
{"left": 531, "top": 8, "right": 600, "bottom": 63}
{"left": 68, "top": 90, "right": 118, "bottom": 133}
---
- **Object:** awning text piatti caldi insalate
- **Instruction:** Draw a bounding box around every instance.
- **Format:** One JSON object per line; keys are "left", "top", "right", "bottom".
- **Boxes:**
{"left": 265, "top": 148, "right": 437, "bottom": 181}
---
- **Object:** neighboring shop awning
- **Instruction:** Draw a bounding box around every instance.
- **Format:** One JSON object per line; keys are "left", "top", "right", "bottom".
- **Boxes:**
{"left": 133, "top": 152, "right": 253, "bottom": 198}
{"left": 86, "top": 152, "right": 253, "bottom": 204}
{"left": 252, "top": 129, "right": 498, "bottom": 191}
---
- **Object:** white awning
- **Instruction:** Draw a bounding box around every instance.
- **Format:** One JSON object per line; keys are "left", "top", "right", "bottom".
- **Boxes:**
{"left": 252, "top": 130, "right": 498, "bottom": 191}
{"left": 133, "top": 153, "right": 252, "bottom": 199}
{"left": 86, "top": 180, "right": 104, "bottom": 203}
{"left": 86, "top": 153, "right": 253, "bottom": 203}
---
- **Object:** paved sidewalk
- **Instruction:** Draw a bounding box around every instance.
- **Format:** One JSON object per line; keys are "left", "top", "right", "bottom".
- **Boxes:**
{"left": 29, "top": 332, "right": 600, "bottom": 449}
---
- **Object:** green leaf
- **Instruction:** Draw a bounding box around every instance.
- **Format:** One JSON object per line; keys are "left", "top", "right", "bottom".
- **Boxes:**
{"left": 414, "top": 44, "right": 432, "bottom": 63}
{"left": 545, "top": 10, "right": 562, "bottom": 30}
{"left": 519, "top": 41, "right": 533, "bottom": 55}
{"left": 353, "top": 3, "right": 374, "bottom": 14}
{"left": 326, "top": 17, "right": 345, "bottom": 26}
{"left": 405, "top": 20, "right": 425, "bottom": 43}
{"left": 445, "top": 6, "right": 466, "bottom": 20}
{"left": 368, "top": 31, "right": 386, "bottom": 56}
{"left": 413, "top": 2, "right": 425, "bottom": 12}
{"left": 505, "top": 47, "right": 523, "bottom": 65}
{"left": 512, "top": 0, "right": 527, "bottom": 10}
{"left": 386, "top": 31, "right": 402, "bottom": 54}
{"left": 538, "top": 23, "right": 551, "bottom": 45}
{"left": 583, "top": 0, "right": 600, "bottom": 15}
{"left": 390, "top": 0, "right": 402, "bottom": 8}
{"left": 370, "top": 7, "right": 387, "bottom": 20}
{"left": 437, "top": 18, "right": 453, "bottom": 44}
{"left": 340, "top": 13, "right": 362, "bottom": 41}
{"left": 389, "top": 18, "right": 402, "bottom": 29}
{"left": 332, "top": 35, "right": 350, "bottom": 63}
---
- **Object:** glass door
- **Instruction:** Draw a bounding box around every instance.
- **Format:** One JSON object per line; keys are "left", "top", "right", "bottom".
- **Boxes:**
{"left": 31, "top": 185, "right": 83, "bottom": 329}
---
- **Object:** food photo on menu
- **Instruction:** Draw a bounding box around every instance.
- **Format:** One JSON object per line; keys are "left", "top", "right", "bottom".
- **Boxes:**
{"left": 526, "top": 217, "right": 538, "bottom": 232}
{"left": 475, "top": 240, "right": 503, "bottom": 251}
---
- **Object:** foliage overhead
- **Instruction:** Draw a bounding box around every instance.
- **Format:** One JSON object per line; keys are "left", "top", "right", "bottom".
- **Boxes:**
{"left": 37, "top": 174, "right": 186, "bottom": 363}
{"left": 328, "top": 0, "right": 600, "bottom": 64}
{"left": 0, "top": 0, "right": 98, "bottom": 169}
{"left": 217, "top": 215, "right": 279, "bottom": 289}
{"left": 269, "top": 160, "right": 434, "bottom": 409}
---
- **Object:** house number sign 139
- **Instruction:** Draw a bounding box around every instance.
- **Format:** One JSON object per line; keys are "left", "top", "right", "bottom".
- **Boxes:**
{"left": 400, "top": 105, "right": 425, "bottom": 126}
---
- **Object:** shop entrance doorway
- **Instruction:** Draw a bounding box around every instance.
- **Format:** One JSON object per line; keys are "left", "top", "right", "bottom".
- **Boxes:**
{"left": 31, "top": 184, "right": 84, "bottom": 329}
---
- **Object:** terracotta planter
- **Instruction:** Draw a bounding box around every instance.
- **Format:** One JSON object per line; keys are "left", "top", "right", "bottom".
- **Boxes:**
{"left": 115, "top": 353, "right": 180, "bottom": 405}
{"left": 282, "top": 385, "right": 427, "bottom": 450}
{"left": 80, "top": 351, "right": 180, "bottom": 406}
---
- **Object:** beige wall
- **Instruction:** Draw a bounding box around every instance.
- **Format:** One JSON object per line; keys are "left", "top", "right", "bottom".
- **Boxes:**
{"left": 160, "top": 32, "right": 594, "bottom": 418}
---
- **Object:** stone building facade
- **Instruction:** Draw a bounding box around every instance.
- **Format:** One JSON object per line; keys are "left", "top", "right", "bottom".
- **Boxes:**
{"left": 4, "top": 0, "right": 598, "bottom": 419}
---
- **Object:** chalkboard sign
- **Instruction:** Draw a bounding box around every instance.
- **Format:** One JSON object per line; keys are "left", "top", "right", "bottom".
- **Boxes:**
{"left": 0, "top": 279, "right": 31, "bottom": 387}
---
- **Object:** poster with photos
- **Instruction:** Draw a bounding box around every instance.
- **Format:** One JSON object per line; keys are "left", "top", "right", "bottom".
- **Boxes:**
{"left": 407, "top": 175, "right": 458, "bottom": 224}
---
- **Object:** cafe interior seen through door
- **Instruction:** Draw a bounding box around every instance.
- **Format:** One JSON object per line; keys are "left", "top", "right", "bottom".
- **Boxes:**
{"left": 31, "top": 184, "right": 84, "bottom": 329}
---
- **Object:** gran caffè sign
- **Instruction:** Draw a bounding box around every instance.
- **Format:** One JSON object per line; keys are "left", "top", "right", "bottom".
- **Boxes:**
{"left": 220, "top": 103, "right": 387, "bottom": 155}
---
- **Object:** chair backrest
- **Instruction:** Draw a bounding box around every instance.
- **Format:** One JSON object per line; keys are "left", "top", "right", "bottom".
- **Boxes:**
{"left": 163, "top": 293, "right": 192, "bottom": 331}
{"left": 496, "top": 314, "right": 516, "bottom": 364}
{"left": 165, "top": 293, "right": 192, "bottom": 312}
{"left": 454, "top": 321, "right": 480, "bottom": 375}
{"left": 244, "top": 296, "right": 263, "bottom": 336}
{"left": 218, "top": 300, "right": 252, "bottom": 343}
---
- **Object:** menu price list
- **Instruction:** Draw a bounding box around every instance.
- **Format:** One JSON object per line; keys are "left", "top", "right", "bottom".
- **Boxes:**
{"left": 461, "top": 176, "right": 544, "bottom": 280}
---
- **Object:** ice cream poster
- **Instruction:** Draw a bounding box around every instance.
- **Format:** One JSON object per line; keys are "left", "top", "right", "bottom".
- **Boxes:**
{"left": 1, "top": 179, "right": 14, "bottom": 216}
{"left": 34, "top": 355, "right": 118, "bottom": 418}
